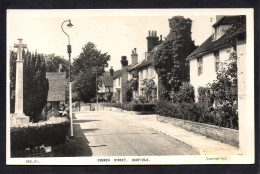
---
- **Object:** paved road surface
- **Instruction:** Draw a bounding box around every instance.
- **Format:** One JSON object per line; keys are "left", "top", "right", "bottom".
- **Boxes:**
{"left": 73, "top": 111, "right": 199, "bottom": 156}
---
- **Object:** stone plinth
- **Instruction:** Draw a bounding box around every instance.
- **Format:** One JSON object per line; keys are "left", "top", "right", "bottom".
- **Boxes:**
{"left": 11, "top": 113, "right": 30, "bottom": 127}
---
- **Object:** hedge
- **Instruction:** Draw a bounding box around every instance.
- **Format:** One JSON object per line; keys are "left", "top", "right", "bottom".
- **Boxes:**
{"left": 154, "top": 100, "right": 237, "bottom": 129}
{"left": 103, "top": 103, "right": 155, "bottom": 112}
{"left": 11, "top": 117, "right": 70, "bottom": 151}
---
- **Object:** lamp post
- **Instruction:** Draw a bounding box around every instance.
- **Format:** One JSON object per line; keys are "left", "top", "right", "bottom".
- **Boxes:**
{"left": 61, "top": 19, "right": 73, "bottom": 137}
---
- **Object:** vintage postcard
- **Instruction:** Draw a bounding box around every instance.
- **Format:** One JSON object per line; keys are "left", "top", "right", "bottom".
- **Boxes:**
{"left": 6, "top": 9, "right": 254, "bottom": 165}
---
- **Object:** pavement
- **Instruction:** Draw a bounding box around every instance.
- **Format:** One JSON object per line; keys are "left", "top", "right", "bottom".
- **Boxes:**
{"left": 73, "top": 110, "right": 199, "bottom": 156}
{"left": 74, "top": 110, "right": 240, "bottom": 156}
{"left": 116, "top": 112, "right": 240, "bottom": 156}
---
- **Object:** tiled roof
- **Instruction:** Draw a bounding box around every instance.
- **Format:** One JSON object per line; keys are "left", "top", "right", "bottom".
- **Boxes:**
{"left": 113, "top": 65, "right": 132, "bottom": 79}
{"left": 100, "top": 76, "right": 113, "bottom": 87}
{"left": 212, "top": 15, "right": 245, "bottom": 27}
{"left": 187, "top": 35, "right": 230, "bottom": 60}
{"left": 136, "top": 53, "right": 155, "bottom": 70}
{"left": 46, "top": 72, "right": 66, "bottom": 101}
{"left": 187, "top": 19, "right": 246, "bottom": 60}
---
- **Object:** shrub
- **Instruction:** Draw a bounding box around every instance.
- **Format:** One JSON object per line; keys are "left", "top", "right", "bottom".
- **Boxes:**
{"left": 170, "top": 82, "right": 195, "bottom": 103}
{"left": 154, "top": 100, "right": 236, "bottom": 129}
{"left": 11, "top": 117, "right": 70, "bottom": 151}
{"left": 104, "top": 102, "right": 155, "bottom": 112}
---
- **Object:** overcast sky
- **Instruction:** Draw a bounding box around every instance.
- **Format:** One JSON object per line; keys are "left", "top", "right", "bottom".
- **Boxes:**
{"left": 7, "top": 9, "right": 248, "bottom": 71}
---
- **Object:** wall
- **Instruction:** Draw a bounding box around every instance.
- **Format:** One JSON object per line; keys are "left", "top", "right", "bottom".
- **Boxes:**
{"left": 113, "top": 77, "right": 121, "bottom": 93}
{"left": 113, "top": 77, "right": 121, "bottom": 102}
{"left": 157, "top": 115, "right": 239, "bottom": 147}
{"left": 121, "top": 70, "right": 129, "bottom": 103}
{"left": 237, "top": 37, "right": 247, "bottom": 154}
{"left": 190, "top": 47, "right": 233, "bottom": 101}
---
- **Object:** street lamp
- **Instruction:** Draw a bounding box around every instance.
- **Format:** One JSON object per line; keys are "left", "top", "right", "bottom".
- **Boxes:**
{"left": 61, "top": 19, "right": 73, "bottom": 137}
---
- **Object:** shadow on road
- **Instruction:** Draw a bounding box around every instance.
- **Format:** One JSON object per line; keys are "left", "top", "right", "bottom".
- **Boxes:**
{"left": 53, "top": 124, "right": 93, "bottom": 157}
{"left": 73, "top": 119, "right": 101, "bottom": 123}
{"left": 81, "top": 128, "right": 100, "bottom": 133}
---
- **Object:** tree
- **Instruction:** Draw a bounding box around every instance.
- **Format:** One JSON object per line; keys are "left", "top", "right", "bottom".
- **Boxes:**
{"left": 210, "top": 51, "right": 238, "bottom": 128}
{"left": 120, "top": 56, "right": 128, "bottom": 67}
{"left": 73, "top": 42, "right": 110, "bottom": 103}
{"left": 10, "top": 51, "right": 49, "bottom": 122}
{"left": 154, "top": 16, "right": 196, "bottom": 100}
{"left": 45, "top": 54, "right": 70, "bottom": 78}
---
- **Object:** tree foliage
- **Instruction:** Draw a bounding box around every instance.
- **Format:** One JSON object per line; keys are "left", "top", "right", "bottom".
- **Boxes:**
{"left": 45, "top": 54, "right": 70, "bottom": 78}
{"left": 170, "top": 82, "right": 195, "bottom": 103}
{"left": 72, "top": 42, "right": 110, "bottom": 103}
{"left": 10, "top": 51, "right": 49, "bottom": 122}
{"left": 154, "top": 16, "right": 196, "bottom": 100}
{"left": 120, "top": 56, "right": 128, "bottom": 67}
{"left": 140, "top": 78, "right": 157, "bottom": 103}
{"left": 210, "top": 51, "right": 238, "bottom": 128}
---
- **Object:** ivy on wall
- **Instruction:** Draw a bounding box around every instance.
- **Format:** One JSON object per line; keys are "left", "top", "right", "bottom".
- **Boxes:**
{"left": 154, "top": 16, "right": 196, "bottom": 100}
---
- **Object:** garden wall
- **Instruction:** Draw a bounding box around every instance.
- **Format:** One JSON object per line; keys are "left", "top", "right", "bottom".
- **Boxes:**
{"left": 157, "top": 115, "right": 239, "bottom": 147}
{"left": 103, "top": 107, "right": 154, "bottom": 115}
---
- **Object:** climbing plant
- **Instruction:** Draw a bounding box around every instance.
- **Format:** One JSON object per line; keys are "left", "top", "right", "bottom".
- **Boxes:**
{"left": 154, "top": 16, "right": 196, "bottom": 100}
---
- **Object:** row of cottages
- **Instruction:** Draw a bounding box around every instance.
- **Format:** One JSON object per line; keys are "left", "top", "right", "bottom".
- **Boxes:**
{"left": 187, "top": 15, "right": 246, "bottom": 101}
{"left": 113, "top": 30, "right": 163, "bottom": 103}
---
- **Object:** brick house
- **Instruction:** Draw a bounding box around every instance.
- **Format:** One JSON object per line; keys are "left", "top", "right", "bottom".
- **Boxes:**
{"left": 186, "top": 15, "right": 246, "bottom": 101}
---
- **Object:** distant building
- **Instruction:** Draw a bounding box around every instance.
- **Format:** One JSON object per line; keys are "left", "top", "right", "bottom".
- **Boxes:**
{"left": 46, "top": 72, "right": 66, "bottom": 110}
{"left": 113, "top": 65, "right": 131, "bottom": 103}
{"left": 187, "top": 15, "right": 246, "bottom": 101}
{"left": 98, "top": 67, "right": 114, "bottom": 102}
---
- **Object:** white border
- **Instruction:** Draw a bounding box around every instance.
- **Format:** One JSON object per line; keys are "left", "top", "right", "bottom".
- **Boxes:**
{"left": 6, "top": 8, "right": 254, "bottom": 165}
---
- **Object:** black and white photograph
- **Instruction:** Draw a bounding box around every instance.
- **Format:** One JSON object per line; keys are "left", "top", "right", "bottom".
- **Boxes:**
{"left": 6, "top": 9, "right": 254, "bottom": 165}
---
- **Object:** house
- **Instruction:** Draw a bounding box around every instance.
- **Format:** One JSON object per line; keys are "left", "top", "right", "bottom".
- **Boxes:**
{"left": 186, "top": 15, "right": 246, "bottom": 101}
{"left": 127, "top": 30, "right": 163, "bottom": 101}
{"left": 98, "top": 67, "right": 114, "bottom": 102}
{"left": 113, "top": 65, "right": 131, "bottom": 103}
{"left": 46, "top": 72, "right": 66, "bottom": 110}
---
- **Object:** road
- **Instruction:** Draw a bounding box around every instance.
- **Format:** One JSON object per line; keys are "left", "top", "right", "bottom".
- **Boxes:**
{"left": 73, "top": 110, "right": 199, "bottom": 156}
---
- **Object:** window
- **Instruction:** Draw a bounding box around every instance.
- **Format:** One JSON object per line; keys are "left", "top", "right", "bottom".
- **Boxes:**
{"left": 214, "top": 51, "right": 220, "bottom": 72}
{"left": 197, "top": 57, "right": 203, "bottom": 76}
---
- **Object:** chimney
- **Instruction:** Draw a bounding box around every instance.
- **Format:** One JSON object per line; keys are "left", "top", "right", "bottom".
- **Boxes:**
{"left": 160, "top": 35, "right": 162, "bottom": 41}
{"left": 131, "top": 48, "right": 138, "bottom": 65}
{"left": 109, "top": 66, "right": 114, "bottom": 76}
{"left": 146, "top": 30, "right": 159, "bottom": 52}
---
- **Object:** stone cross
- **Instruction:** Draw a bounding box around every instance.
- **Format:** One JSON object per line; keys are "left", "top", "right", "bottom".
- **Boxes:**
{"left": 11, "top": 38, "right": 29, "bottom": 126}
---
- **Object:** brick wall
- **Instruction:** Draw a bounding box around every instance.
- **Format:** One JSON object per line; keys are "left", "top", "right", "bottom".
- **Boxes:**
{"left": 157, "top": 115, "right": 239, "bottom": 147}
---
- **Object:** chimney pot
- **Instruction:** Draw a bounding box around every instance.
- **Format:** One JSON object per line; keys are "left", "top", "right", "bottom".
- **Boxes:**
{"left": 149, "top": 31, "right": 150, "bottom": 36}
{"left": 160, "top": 35, "right": 162, "bottom": 41}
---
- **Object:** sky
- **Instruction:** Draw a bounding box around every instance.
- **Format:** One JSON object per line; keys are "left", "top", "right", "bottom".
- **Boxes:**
{"left": 7, "top": 9, "right": 247, "bottom": 71}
